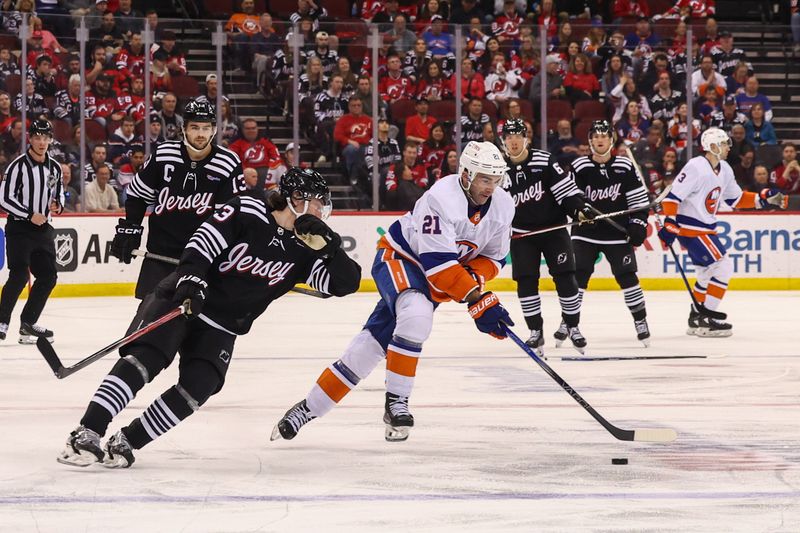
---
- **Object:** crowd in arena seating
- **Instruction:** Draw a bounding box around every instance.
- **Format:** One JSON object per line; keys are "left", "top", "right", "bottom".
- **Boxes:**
{"left": 0, "top": 1, "right": 798, "bottom": 213}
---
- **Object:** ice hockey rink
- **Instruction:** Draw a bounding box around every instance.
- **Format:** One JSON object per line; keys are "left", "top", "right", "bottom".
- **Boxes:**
{"left": 0, "top": 290, "right": 798, "bottom": 532}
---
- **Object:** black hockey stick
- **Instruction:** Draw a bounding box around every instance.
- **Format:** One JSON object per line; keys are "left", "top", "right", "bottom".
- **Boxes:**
{"left": 37, "top": 305, "right": 187, "bottom": 379}
{"left": 131, "top": 250, "right": 332, "bottom": 299}
{"left": 624, "top": 153, "right": 727, "bottom": 321}
{"left": 503, "top": 323, "right": 677, "bottom": 442}
{"left": 511, "top": 185, "right": 673, "bottom": 240}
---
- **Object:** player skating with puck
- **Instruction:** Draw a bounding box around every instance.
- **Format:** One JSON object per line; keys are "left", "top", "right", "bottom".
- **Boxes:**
{"left": 272, "top": 141, "right": 515, "bottom": 443}
{"left": 500, "top": 118, "right": 595, "bottom": 356}
{"left": 58, "top": 169, "right": 361, "bottom": 468}
{"left": 658, "top": 127, "right": 787, "bottom": 337}
{"left": 570, "top": 120, "right": 652, "bottom": 346}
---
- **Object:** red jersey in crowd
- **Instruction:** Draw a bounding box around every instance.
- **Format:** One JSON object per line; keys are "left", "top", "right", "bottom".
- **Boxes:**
{"left": 85, "top": 89, "right": 118, "bottom": 120}
{"left": 664, "top": 0, "right": 716, "bottom": 17}
{"left": 117, "top": 93, "right": 145, "bottom": 122}
{"left": 492, "top": 13, "right": 523, "bottom": 42}
{"left": 405, "top": 113, "right": 437, "bottom": 141}
{"left": 334, "top": 114, "right": 373, "bottom": 147}
{"left": 614, "top": 0, "right": 651, "bottom": 19}
{"left": 421, "top": 143, "right": 453, "bottom": 171}
{"left": 360, "top": 50, "right": 388, "bottom": 78}
{"left": 563, "top": 72, "right": 600, "bottom": 94}
{"left": 449, "top": 72, "right": 485, "bottom": 101}
{"left": 386, "top": 162, "right": 428, "bottom": 191}
{"left": 415, "top": 77, "right": 451, "bottom": 101}
{"left": 379, "top": 72, "right": 414, "bottom": 102}
{"left": 771, "top": 164, "right": 800, "bottom": 194}
{"left": 115, "top": 46, "right": 145, "bottom": 80}
{"left": 229, "top": 137, "right": 283, "bottom": 170}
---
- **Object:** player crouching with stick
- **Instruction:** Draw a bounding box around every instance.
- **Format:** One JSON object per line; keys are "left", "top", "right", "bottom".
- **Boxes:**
{"left": 271, "top": 141, "right": 515, "bottom": 443}
{"left": 657, "top": 128, "right": 787, "bottom": 337}
{"left": 58, "top": 169, "right": 361, "bottom": 468}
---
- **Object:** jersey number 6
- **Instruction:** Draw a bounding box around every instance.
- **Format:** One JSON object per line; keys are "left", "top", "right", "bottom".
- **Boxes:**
{"left": 422, "top": 215, "right": 441, "bottom": 235}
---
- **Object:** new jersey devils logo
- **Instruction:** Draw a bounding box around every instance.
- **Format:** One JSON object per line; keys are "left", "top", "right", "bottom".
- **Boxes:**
{"left": 492, "top": 79, "right": 507, "bottom": 93}
{"left": 705, "top": 186, "right": 721, "bottom": 214}
{"left": 350, "top": 123, "right": 368, "bottom": 137}
{"left": 244, "top": 145, "right": 266, "bottom": 164}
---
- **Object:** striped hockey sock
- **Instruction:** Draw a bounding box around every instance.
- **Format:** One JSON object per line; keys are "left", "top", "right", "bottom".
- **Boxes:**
{"left": 80, "top": 358, "right": 145, "bottom": 436}
{"left": 622, "top": 284, "right": 647, "bottom": 320}
{"left": 704, "top": 277, "right": 728, "bottom": 311}
{"left": 385, "top": 336, "right": 422, "bottom": 398}
{"left": 519, "top": 294, "right": 542, "bottom": 330}
{"left": 122, "top": 385, "right": 198, "bottom": 450}
{"left": 559, "top": 292, "right": 581, "bottom": 328}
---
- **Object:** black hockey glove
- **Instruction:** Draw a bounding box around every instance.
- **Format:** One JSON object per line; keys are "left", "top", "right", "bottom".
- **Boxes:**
{"left": 173, "top": 274, "right": 208, "bottom": 317}
{"left": 575, "top": 203, "right": 596, "bottom": 224}
{"left": 294, "top": 214, "right": 342, "bottom": 257}
{"left": 110, "top": 218, "right": 143, "bottom": 264}
{"left": 627, "top": 218, "right": 648, "bottom": 247}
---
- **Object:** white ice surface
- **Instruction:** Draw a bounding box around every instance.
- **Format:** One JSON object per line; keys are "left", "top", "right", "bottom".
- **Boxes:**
{"left": 0, "top": 291, "right": 798, "bottom": 532}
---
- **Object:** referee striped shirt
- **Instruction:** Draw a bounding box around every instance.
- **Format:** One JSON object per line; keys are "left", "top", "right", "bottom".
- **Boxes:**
{"left": 0, "top": 151, "right": 64, "bottom": 221}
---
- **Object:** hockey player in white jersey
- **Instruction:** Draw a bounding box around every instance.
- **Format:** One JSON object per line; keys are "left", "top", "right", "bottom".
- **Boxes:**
{"left": 272, "top": 141, "right": 515, "bottom": 442}
{"left": 658, "top": 127, "right": 787, "bottom": 336}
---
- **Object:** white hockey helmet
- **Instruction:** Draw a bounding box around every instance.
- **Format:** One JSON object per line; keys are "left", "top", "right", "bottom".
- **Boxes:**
{"left": 701, "top": 127, "right": 731, "bottom": 158}
{"left": 458, "top": 141, "right": 509, "bottom": 191}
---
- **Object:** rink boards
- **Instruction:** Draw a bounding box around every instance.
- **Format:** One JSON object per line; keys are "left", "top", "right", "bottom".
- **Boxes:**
{"left": 1, "top": 212, "right": 798, "bottom": 297}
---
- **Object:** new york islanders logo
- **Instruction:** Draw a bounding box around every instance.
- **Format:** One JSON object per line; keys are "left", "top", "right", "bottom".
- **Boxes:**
{"left": 705, "top": 186, "right": 721, "bottom": 214}
{"left": 456, "top": 240, "right": 479, "bottom": 262}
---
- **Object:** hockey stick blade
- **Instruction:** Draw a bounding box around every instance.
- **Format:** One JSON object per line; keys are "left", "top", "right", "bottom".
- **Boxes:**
{"left": 503, "top": 324, "right": 677, "bottom": 443}
{"left": 131, "top": 249, "right": 332, "bottom": 299}
{"left": 553, "top": 355, "right": 708, "bottom": 362}
{"left": 511, "top": 184, "right": 673, "bottom": 239}
{"left": 36, "top": 306, "right": 186, "bottom": 379}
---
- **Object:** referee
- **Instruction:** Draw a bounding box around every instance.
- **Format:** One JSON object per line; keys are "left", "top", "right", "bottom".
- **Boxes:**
{"left": 0, "top": 119, "right": 64, "bottom": 344}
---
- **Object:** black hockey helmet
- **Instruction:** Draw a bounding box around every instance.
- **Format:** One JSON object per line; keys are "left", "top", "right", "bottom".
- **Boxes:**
{"left": 29, "top": 118, "right": 53, "bottom": 138}
{"left": 588, "top": 119, "right": 613, "bottom": 140}
{"left": 280, "top": 167, "right": 332, "bottom": 219}
{"left": 183, "top": 99, "right": 216, "bottom": 125}
{"left": 501, "top": 117, "right": 527, "bottom": 137}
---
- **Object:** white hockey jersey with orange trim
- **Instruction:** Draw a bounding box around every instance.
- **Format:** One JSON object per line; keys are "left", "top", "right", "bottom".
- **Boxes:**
{"left": 380, "top": 173, "right": 514, "bottom": 303}
{"left": 662, "top": 156, "right": 743, "bottom": 236}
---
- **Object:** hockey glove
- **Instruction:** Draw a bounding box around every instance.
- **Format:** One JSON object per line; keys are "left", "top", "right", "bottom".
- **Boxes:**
{"left": 173, "top": 274, "right": 208, "bottom": 316}
{"left": 758, "top": 188, "right": 788, "bottom": 210}
{"left": 575, "top": 203, "right": 597, "bottom": 224}
{"left": 657, "top": 217, "right": 680, "bottom": 246}
{"left": 110, "top": 218, "right": 143, "bottom": 264}
{"left": 627, "top": 218, "right": 648, "bottom": 247}
{"left": 294, "top": 214, "right": 342, "bottom": 257}
{"left": 468, "top": 292, "right": 514, "bottom": 339}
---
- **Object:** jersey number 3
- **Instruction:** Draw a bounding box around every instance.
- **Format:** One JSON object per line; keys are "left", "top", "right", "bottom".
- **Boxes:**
{"left": 422, "top": 215, "right": 441, "bottom": 235}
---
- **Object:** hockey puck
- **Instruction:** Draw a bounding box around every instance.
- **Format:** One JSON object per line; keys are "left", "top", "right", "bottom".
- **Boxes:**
{"left": 612, "top": 458, "right": 628, "bottom": 465}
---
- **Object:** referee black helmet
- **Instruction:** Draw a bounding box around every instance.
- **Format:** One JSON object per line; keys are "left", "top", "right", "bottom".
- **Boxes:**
{"left": 29, "top": 119, "right": 53, "bottom": 138}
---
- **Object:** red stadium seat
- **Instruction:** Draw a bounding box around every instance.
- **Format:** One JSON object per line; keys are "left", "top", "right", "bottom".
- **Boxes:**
{"left": 4, "top": 74, "right": 21, "bottom": 97}
{"left": 545, "top": 98, "right": 573, "bottom": 122}
{"left": 390, "top": 98, "right": 417, "bottom": 123}
{"left": 574, "top": 120, "right": 592, "bottom": 144}
{"left": 53, "top": 119, "right": 72, "bottom": 144}
{"left": 653, "top": 19, "right": 678, "bottom": 43}
{"left": 480, "top": 98, "right": 497, "bottom": 121}
{"left": 428, "top": 100, "right": 456, "bottom": 122}
{"left": 571, "top": 23, "right": 591, "bottom": 43}
{"left": 574, "top": 100, "right": 608, "bottom": 122}
{"left": 83, "top": 120, "right": 107, "bottom": 143}
{"left": 618, "top": 16, "right": 638, "bottom": 38}
{"left": 171, "top": 75, "right": 200, "bottom": 99}
{"left": 269, "top": 0, "right": 297, "bottom": 17}
{"left": 203, "top": 0, "right": 233, "bottom": 18}
{"left": 106, "top": 119, "right": 121, "bottom": 136}
{"left": 0, "top": 35, "right": 18, "bottom": 50}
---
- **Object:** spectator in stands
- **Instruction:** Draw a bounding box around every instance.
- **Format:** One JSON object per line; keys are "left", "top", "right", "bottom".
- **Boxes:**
{"left": 220, "top": 98, "right": 242, "bottom": 148}
{"left": 514, "top": 35, "right": 539, "bottom": 80}
{"left": 242, "top": 167, "right": 261, "bottom": 194}
{"left": 610, "top": 77, "right": 651, "bottom": 124}
{"left": 537, "top": 0, "right": 558, "bottom": 39}
{"left": 549, "top": 21, "right": 573, "bottom": 53}
{"left": 385, "top": 13, "right": 417, "bottom": 55}
{"left": 84, "top": 144, "right": 114, "bottom": 183}
{"left": 290, "top": 0, "right": 328, "bottom": 32}
{"left": 492, "top": 0, "right": 523, "bottom": 46}
{"left": 485, "top": 52, "right": 523, "bottom": 104}
{"left": 372, "top": 0, "right": 401, "bottom": 27}
{"left": 696, "top": 84, "right": 722, "bottom": 126}
{"left": 562, "top": 52, "right": 599, "bottom": 104}
{"left": 70, "top": 0, "right": 107, "bottom": 31}
{"left": 667, "top": 17, "right": 693, "bottom": 56}
{"left": 416, "top": 60, "right": 451, "bottom": 102}
{"left": 725, "top": 62, "right": 749, "bottom": 96}
{"left": 750, "top": 164, "right": 770, "bottom": 193}
{"left": 0, "top": 117, "right": 22, "bottom": 160}
{"left": 438, "top": 149, "right": 459, "bottom": 180}
{"left": 14, "top": 77, "right": 49, "bottom": 120}
{"left": 353, "top": 75, "right": 386, "bottom": 119}
{"left": 527, "top": 54, "right": 564, "bottom": 108}
{"left": 625, "top": 16, "right": 659, "bottom": 59}
{"left": 247, "top": 15, "right": 282, "bottom": 90}
{"left": 108, "top": 115, "right": 143, "bottom": 165}
{"left": 145, "top": 9, "right": 164, "bottom": 42}
{"left": 460, "top": 97, "right": 491, "bottom": 144}
{"left": 661, "top": 0, "right": 716, "bottom": 19}
{"left": 735, "top": 77, "right": 773, "bottom": 120}
{"left": 159, "top": 31, "right": 188, "bottom": 77}
{"left": 465, "top": 18, "right": 490, "bottom": 63}
{"left": 302, "top": 31, "right": 339, "bottom": 77}
{"left": 711, "top": 30, "right": 750, "bottom": 78}
{"left": 596, "top": 31, "right": 634, "bottom": 74}
{"left": 770, "top": 143, "right": 800, "bottom": 194}
{"left": 360, "top": 33, "right": 392, "bottom": 78}
{"left": 313, "top": 74, "right": 349, "bottom": 162}
{"left": 30, "top": 55, "right": 56, "bottom": 98}
{"left": 667, "top": 102, "right": 700, "bottom": 154}
{"left": 298, "top": 56, "right": 328, "bottom": 104}
{"left": 60, "top": 163, "right": 81, "bottom": 213}
{"left": 482, "top": 121, "right": 498, "bottom": 146}
{"left": 197, "top": 74, "right": 219, "bottom": 108}
{"left": 728, "top": 123, "right": 753, "bottom": 167}
{"left": 226, "top": 0, "right": 261, "bottom": 60}
{"left": 365, "top": 118, "right": 401, "bottom": 185}
{"left": 653, "top": 147, "right": 680, "bottom": 192}
{"left": 452, "top": 57, "right": 486, "bottom": 105}
{"left": 29, "top": 19, "right": 66, "bottom": 57}
{"left": 476, "top": 37, "right": 501, "bottom": 75}
{"left": 582, "top": 22, "right": 607, "bottom": 57}
{"left": 147, "top": 112, "right": 166, "bottom": 143}
{"left": 639, "top": 52, "right": 670, "bottom": 97}
{"left": 497, "top": 99, "right": 525, "bottom": 137}
{"left": 334, "top": 96, "right": 373, "bottom": 181}
{"left": 421, "top": 121, "right": 452, "bottom": 176}
{"left": 650, "top": 71, "right": 682, "bottom": 122}
{"left": 404, "top": 39, "right": 433, "bottom": 83}
{"left": 85, "top": 44, "right": 110, "bottom": 86}
{"left": 117, "top": 145, "right": 144, "bottom": 198}
{"left": 549, "top": 119, "right": 585, "bottom": 167}
{"left": 380, "top": 53, "right": 414, "bottom": 104}
{"left": 709, "top": 94, "right": 747, "bottom": 131}
{"left": 422, "top": 15, "right": 455, "bottom": 58}
{"left": 386, "top": 141, "right": 428, "bottom": 211}
{"left": 405, "top": 96, "right": 436, "bottom": 144}
{"left": 744, "top": 102, "right": 778, "bottom": 146}
{"left": 0, "top": 47, "right": 20, "bottom": 91}
{"left": 699, "top": 16, "right": 720, "bottom": 55}
{"left": 115, "top": 0, "right": 143, "bottom": 38}
{"left": 333, "top": 57, "right": 358, "bottom": 98}
{"left": 149, "top": 48, "right": 173, "bottom": 101}
{"left": 85, "top": 165, "right": 122, "bottom": 213}
{"left": 632, "top": 125, "right": 667, "bottom": 183}
{"left": 691, "top": 54, "right": 726, "bottom": 97}
{"left": 733, "top": 146, "right": 756, "bottom": 190}
{"left": 85, "top": 72, "right": 121, "bottom": 126}
{"left": 616, "top": 100, "right": 651, "bottom": 146}
{"left": 614, "top": 0, "right": 652, "bottom": 20}
{"left": 158, "top": 93, "right": 184, "bottom": 142}
{"left": 416, "top": 0, "right": 449, "bottom": 34}
{"left": 0, "top": 91, "right": 12, "bottom": 126}
{"left": 118, "top": 77, "right": 146, "bottom": 124}
{"left": 90, "top": 12, "right": 124, "bottom": 48}
{"left": 451, "top": 0, "right": 487, "bottom": 25}
{"left": 115, "top": 32, "right": 145, "bottom": 82}
{"left": 229, "top": 118, "right": 283, "bottom": 189}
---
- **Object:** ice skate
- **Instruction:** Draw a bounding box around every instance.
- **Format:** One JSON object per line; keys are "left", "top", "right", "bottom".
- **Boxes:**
{"left": 525, "top": 329, "right": 544, "bottom": 357}
{"left": 553, "top": 320, "right": 568, "bottom": 347}
{"left": 0, "top": 322, "right": 7, "bottom": 341}
{"left": 57, "top": 426, "right": 104, "bottom": 467}
{"left": 686, "top": 305, "right": 701, "bottom": 336}
{"left": 634, "top": 318, "right": 651, "bottom": 347}
{"left": 19, "top": 322, "right": 54, "bottom": 345}
{"left": 695, "top": 316, "right": 733, "bottom": 338}
{"left": 271, "top": 400, "right": 316, "bottom": 441}
{"left": 102, "top": 430, "right": 135, "bottom": 468}
{"left": 566, "top": 326, "right": 587, "bottom": 354}
{"left": 384, "top": 392, "right": 413, "bottom": 442}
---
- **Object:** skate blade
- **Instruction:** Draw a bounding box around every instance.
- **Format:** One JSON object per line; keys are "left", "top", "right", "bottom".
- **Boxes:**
{"left": 19, "top": 335, "right": 53, "bottom": 345}
{"left": 57, "top": 448, "right": 101, "bottom": 468}
{"left": 695, "top": 328, "right": 733, "bottom": 338}
{"left": 384, "top": 424, "right": 410, "bottom": 442}
{"left": 269, "top": 424, "right": 283, "bottom": 441}
{"left": 572, "top": 345, "right": 586, "bottom": 355}
{"left": 102, "top": 457, "right": 132, "bottom": 469}
{"left": 554, "top": 339, "right": 564, "bottom": 348}
{"left": 686, "top": 327, "right": 699, "bottom": 336}
{"left": 640, "top": 338, "right": 651, "bottom": 348}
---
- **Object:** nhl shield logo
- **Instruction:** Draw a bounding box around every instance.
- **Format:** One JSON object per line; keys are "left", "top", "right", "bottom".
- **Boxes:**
{"left": 53, "top": 229, "right": 78, "bottom": 272}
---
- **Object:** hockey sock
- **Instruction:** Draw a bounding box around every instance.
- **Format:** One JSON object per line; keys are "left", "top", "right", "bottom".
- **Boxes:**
{"left": 385, "top": 335, "right": 423, "bottom": 398}
{"left": 618, "top": 274, "right": 647, "bottom": 321}
{"left": 692, "top": 282, "right": 707, "bottom": 306}
{"left": 306, "top": 329, "right": 384, "bottom": 417}
{"left": 704, "top": 277, "right": 728, "bottom": 311}
{"left": 122, "top": 385, "right": 197, "bottom": 450}
{"left": 554, "top": 273, "right": 580, "bottom": 327}
{"left": 80, "top": 357, "right": 146, "bottom": 436}
{"left": 519, "top": 294, "right": 542, "bottom": 330}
